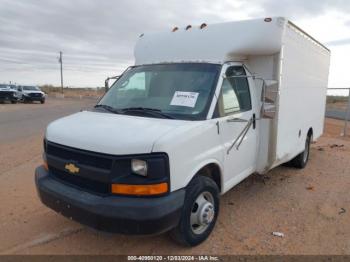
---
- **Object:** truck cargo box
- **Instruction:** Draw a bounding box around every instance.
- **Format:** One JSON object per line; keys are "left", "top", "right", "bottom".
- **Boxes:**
{"left": 135, "top": 17, "right": 331, "bottom": 172}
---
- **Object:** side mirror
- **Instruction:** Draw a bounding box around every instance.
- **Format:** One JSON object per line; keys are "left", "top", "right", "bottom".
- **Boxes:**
{"left": 104, "top": 75, "right": 120, "bottom": 93}
{"left": 261, "top": 80, "right": 278, "bottom": 119}
{"left": 104, "top": 79, "right": 109, "bottom": 93}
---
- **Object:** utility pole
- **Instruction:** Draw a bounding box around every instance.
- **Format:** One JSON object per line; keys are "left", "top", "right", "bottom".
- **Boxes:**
{"left": 59, "top": 51, "right": 64, "bottom": 94}
{"left": 343, "top": 88, "right": 350, "bottom": 136}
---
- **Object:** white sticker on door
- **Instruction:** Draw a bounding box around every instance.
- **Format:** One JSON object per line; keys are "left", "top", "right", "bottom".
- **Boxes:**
{"left": 170, "top": 91, "right": 199, "bottom": 108}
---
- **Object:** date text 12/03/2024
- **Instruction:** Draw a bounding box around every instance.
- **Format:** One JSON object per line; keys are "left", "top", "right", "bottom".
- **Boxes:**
{"left": 127, "top": 256, "right": 219, "bottom": 261}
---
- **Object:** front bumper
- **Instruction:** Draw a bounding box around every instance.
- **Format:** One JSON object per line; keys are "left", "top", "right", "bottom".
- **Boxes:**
{"left": 23, "top": 95, "right": 44, "bottom": 101}
{"left": 0, "top": 93, "right": 17, "bottom": 101}
{"left": 35, "top": 166, "right": 185, "bottom": 235}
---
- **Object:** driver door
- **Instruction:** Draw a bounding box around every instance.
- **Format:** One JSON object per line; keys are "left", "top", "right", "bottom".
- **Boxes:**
{"left": 216, "top": 65, "right": 258, "bottom": 192}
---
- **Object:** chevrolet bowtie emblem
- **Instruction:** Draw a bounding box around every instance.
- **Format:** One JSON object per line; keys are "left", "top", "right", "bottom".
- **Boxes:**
{"left": 65, "top": 163, "right": 80, "bottom": 174}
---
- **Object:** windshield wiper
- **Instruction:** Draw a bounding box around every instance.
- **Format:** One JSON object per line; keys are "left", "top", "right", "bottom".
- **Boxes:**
{"left": 120, "top": 107, "right": 175, "bottom": 119}
{"left": 94, "top": 104, "right": 122, "bottom": 114}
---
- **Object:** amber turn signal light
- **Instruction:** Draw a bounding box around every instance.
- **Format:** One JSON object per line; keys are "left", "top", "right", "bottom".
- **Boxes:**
{"left": 111, "top": 183, "right": 168, "bottom": 196}
{"left": 43, "top": 160, "right": 49, "bottom": 171}
{"left": 42, "top": 153, "right": 48, "bottom": 171}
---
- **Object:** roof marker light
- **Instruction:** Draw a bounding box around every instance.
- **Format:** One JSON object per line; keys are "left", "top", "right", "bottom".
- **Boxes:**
{"left": 200, "top": 23, "right": 207, "bottom": 29}
{"left": 185, "top": 25, "right": 192, "bottom": 30}
{"left": 172, "top": 27, "right": 179, "bottom": 32}
{"left": 264, "top": 17, "right": 272, "bottom": 22}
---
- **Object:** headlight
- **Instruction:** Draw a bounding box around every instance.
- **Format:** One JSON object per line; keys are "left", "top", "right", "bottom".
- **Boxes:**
{"left": 131, "top": 159, "right": 148, "bottom": 176}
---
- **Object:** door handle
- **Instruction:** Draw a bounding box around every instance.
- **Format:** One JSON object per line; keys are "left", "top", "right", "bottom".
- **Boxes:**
{"left": 253, "top": 113, "right": 256, "bottom": 129}
{"left": 226, "top": 117, "right": 249, "bottom": 123}
{"left": 227, "top": 114, "right": 257, "bottom": 129}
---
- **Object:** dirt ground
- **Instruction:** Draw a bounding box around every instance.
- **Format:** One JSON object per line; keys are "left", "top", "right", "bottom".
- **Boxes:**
{"left": 0, "top": 99, "right": 349, "bottom": 255}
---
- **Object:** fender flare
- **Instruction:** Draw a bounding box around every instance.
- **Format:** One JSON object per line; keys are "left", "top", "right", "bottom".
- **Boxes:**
{"left": 183, "top": 159, "right": 224, "bottom": 193}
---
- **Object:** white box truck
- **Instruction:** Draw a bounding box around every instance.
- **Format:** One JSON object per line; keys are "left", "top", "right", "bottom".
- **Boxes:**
{"left": 35, "top": 17, "right": 330, "bottom": 246}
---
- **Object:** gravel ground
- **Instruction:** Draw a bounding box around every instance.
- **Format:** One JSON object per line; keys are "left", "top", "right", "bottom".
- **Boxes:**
{"left": 0, "top": 98, "right": 349, "bottom": 255}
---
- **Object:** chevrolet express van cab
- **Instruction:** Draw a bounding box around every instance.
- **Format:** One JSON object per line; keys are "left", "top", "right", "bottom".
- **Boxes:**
{"left": 35, "top": 17, "right": 330, "bottom": 246}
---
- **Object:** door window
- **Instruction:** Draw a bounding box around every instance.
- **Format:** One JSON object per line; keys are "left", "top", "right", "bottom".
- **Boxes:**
{"left": 219, "top": 66, "right": 252, "bottom": 116}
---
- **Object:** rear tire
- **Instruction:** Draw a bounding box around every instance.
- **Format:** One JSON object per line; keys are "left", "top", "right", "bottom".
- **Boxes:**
{"left": 170, "top": 176, "right": 219, "bottom": 247}
{"left": 290, "top": 133, "right": 312, "bottom": 169}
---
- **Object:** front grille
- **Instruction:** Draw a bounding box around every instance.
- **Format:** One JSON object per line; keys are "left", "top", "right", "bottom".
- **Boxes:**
{"left": 0, "top": 91, "right": 14, "bottom": 98}
{"left": 47, "top": 142, "right": 113, "bottom": 170}
{"left": 46, "top": 142, "right": 114, "bottom": 195}
{"left": 28, "top": 93, "right": 42, "bottom": 97}
{"left": 49, "top": 167, "right": 110, "bottom": 195}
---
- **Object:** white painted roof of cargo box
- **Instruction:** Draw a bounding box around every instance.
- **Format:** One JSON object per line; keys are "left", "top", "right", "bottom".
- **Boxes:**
{"left": 134, "top": 17, "right": 288, "bottom": 65}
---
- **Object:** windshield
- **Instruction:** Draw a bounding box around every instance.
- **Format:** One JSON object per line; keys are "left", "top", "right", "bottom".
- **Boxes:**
{"left": 23, "top": 86, "right": 40, "bottom": 91}
{"left": 0, "top": 85, "right": 9, "bottom": 89}
{"left": 98, "top": 63, "right": 221, "bottom": 120}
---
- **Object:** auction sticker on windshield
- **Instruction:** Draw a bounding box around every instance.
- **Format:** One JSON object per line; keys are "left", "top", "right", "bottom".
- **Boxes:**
{"left": 170, "top": 91, "right": 199, "bottom": 108}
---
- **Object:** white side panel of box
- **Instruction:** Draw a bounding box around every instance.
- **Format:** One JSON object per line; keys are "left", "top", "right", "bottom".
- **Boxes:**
{"left": 273, "top": 23, "right": 331, "bottom": 166}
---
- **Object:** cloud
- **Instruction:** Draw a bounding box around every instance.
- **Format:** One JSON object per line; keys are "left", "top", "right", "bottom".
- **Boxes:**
{"left": 0, "top": 0, "right": 238, "bottom": 86}
{"left": 326, "top": 38, "right": 350, "bottom": 46}
{"left": 255, "top": 0, "right": 350, "bottom": 18}
{"left": 0, "top": 0, "right": 349, "bottom": 86}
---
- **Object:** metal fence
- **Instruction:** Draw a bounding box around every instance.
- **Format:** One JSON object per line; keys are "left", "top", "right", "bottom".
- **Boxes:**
{"left": 326, "top": 88, "right": 350, "bottom": 136}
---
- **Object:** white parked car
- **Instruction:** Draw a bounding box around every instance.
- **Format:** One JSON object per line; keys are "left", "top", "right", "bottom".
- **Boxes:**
{"left": 0, "top": 84, "right": 19, "bottom": 103}
{"left": 17, "top": 85, "right": 46, "bottom": 104}
{"left": 35, "top": 17, "right": 330, "bottom": 246}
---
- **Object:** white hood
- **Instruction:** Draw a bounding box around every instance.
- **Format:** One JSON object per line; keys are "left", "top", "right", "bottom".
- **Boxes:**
{"left": 23, "top": 90, "right": 44, "bottom": 95}
{"left": 46, "top": 111, "right": 189, "bottom": 155}
{"left": 0, "top": 86, "right": 15, "bottom": 92}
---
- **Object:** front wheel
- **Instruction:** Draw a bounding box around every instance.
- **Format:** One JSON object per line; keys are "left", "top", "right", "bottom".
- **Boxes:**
{"left": 290, "top": 133, "right": 312, "bottom": 169}
{"left": 170, "top": 176, "right": 219, "bottom": 246}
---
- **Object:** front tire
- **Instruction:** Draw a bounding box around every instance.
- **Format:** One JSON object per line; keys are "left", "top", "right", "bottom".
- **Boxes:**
{"left": 40, "top": 99, "right": 45, "bottom": 104}
{"left": 170, "top": 176, "right": 219, "bottom": 246}
{"left": 290, "top": 132, "right": 312, "bottom": 169}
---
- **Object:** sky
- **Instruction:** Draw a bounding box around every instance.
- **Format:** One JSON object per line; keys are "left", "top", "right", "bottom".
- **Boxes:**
{"left": 0, "top": 0, "right": 349, "bottom": 88}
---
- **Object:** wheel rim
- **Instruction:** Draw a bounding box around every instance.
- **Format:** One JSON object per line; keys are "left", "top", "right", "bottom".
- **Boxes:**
{"left": 303, "top": 136, "right": 310, "bottom": 163}
{"left": 190, "top": 191, "right": 215, "bottom": 235}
